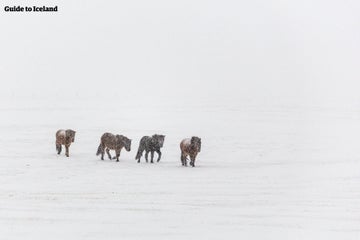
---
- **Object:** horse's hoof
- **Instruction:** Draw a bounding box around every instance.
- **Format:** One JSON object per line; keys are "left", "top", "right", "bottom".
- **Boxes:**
{"left": 137, "top": 160, "right": 140, "bottom": 163}
{"left": 116, "top": 160, "right": 119, "bottom": 162}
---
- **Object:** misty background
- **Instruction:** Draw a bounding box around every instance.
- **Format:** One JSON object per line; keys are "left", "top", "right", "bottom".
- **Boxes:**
{"left": 1, "top": 0, "right": 359, "bottom": 109}
{"left": 1, "top": 2, "right": 360, "bottom": 238}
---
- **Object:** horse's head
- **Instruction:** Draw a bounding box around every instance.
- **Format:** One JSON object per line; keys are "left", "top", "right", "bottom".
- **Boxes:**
{"left": 116, "top": 135, "right": 131, "bottom": 151}
{"left": 123, "top": 136, "right": 132, "bottom": 152}
{"left": 153, "top": 134, "right": 165, "bottom": 148}
{"left": 66, "top": 129, "right": 76, "bottom": 143}
{"left": 191, "top": 136, "right": 201, "bottom": 152}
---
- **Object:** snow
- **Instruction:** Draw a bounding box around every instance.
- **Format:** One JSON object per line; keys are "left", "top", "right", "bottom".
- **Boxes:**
{"left": 1, "top": 1, "right": 360, "bottom": 238}
{"left": 1, "top": 97, "right": 360, "bottom": 239}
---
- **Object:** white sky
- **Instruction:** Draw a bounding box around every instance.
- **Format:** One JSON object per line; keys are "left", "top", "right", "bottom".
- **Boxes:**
{"left": 1, "top": 0, "right": 359, "bottom": 107}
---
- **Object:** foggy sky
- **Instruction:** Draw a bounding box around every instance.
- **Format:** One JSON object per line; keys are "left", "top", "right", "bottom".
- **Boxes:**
{"left": 1, "top": 0, "right": 359, "bottom": 107}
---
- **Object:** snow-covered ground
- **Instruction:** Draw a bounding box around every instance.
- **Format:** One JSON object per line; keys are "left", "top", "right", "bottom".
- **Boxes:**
{"left": 1, "top": 1, "right": 360, "bottom": 239}
{"left": 1, "top": 96, "right": 360, "bottom": 239}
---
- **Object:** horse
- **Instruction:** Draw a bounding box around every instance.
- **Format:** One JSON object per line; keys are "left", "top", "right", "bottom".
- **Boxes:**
{"left": 135, "top": 134, "right": 165, "bottom": 163}
{"left": 180, "top": 136, "right": 201, "bottom": 167}
{"left": 55, "top": 129, "right": 76, "bottom": 157}
{"left": 96, "top": 132, "right": 131, "bottom": 162}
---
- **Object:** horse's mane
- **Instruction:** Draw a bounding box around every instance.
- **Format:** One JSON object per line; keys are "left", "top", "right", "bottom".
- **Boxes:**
{"left": 66, "top": 129, "right": 76, "bottom": 136}
{"left": 191, "top": 136, "right": 199, "bottom": 144}
{"left": 151, "top": 134, "right": 165, "bottom": 147}
{"left": 152, "top": 134, "right": 165, "bottom": 139}
{"left": 190, "top": 136, "right": 201, "bottom": 152}
{"left": 116, "top": 135, "right": 131, "bottom": 144}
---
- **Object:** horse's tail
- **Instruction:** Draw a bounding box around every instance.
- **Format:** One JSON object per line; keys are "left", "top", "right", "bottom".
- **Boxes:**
{"left": 135, "top": 145, "right": 144, "bottom": 160}
{"left": 96, "top": 143, "right": 103, "bottom": 156}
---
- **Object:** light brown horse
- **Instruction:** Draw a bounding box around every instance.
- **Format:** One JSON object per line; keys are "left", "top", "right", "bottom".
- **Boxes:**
{"left": 180, "top": 136, "right": 201, "bottom": 167}
{"left": 55, "top": 129, "right": 76, "bottom": 157}
{"left": 96, "top": 132, "right": 132, "bottom": 162}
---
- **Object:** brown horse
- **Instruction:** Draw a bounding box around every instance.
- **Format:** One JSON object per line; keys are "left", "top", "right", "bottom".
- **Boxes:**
{"left": 180, "top": 136, "right": 201, "bottom": 167}
{"left": 55, "top": 129, "right": 76, "bottom": 157}
{"left": 96, "top": 132, "right": 132, "bottom": 161}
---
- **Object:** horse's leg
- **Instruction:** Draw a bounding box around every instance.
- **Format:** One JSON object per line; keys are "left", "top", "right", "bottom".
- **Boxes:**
{"left": 156, "top": 150, "right": 162, "bottom": 162}
{"left": 65, "top": 145, "right": 70, "bottom": 157}
{"left": 181, "top": 153, "right": 187, "bottom": 166}
{"left": 145, "top": 151, "right": 149, "bottom": 163}
{"left": 112, "top": 148, "right": 118, "bottom": 160}
{"left": 190, "top": 154, "right": 197, "bottom": 167}
{"left": 56, "top": 143, "right": 62, "bottom": 154}
{"left": 106, "top": 148, "right": 112, "bottom": 160}
{"left": 115, "top": 149, "right": 120, "bottom": 162}
{"left": 185, "top": 154, "right": 189, "bottom": 166}
{"left": 100, "top": 144, "right": 105, "bottom": 160}
{"left": 150, "top": 151, "right": 154, "bottom": 163}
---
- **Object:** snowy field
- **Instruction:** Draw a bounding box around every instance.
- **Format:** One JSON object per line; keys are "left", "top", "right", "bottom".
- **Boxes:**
{"left": 1, "top": 1, "right": 360, "bottom": 239}
{"left": 1, "top": 96, "right": 360, "bottom": 239}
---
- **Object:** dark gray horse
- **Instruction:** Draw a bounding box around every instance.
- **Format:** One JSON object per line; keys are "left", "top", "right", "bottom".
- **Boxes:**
{"left": 96, "top": 132, "right": 131, "bottom": 162}
{"left": 135, "top": 134, "right": 165, "bottom": 163}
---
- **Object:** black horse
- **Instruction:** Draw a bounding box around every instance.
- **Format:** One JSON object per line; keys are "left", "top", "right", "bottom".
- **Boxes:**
{"left": 135, "top": 134, "right": 165, "bottom": 163}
